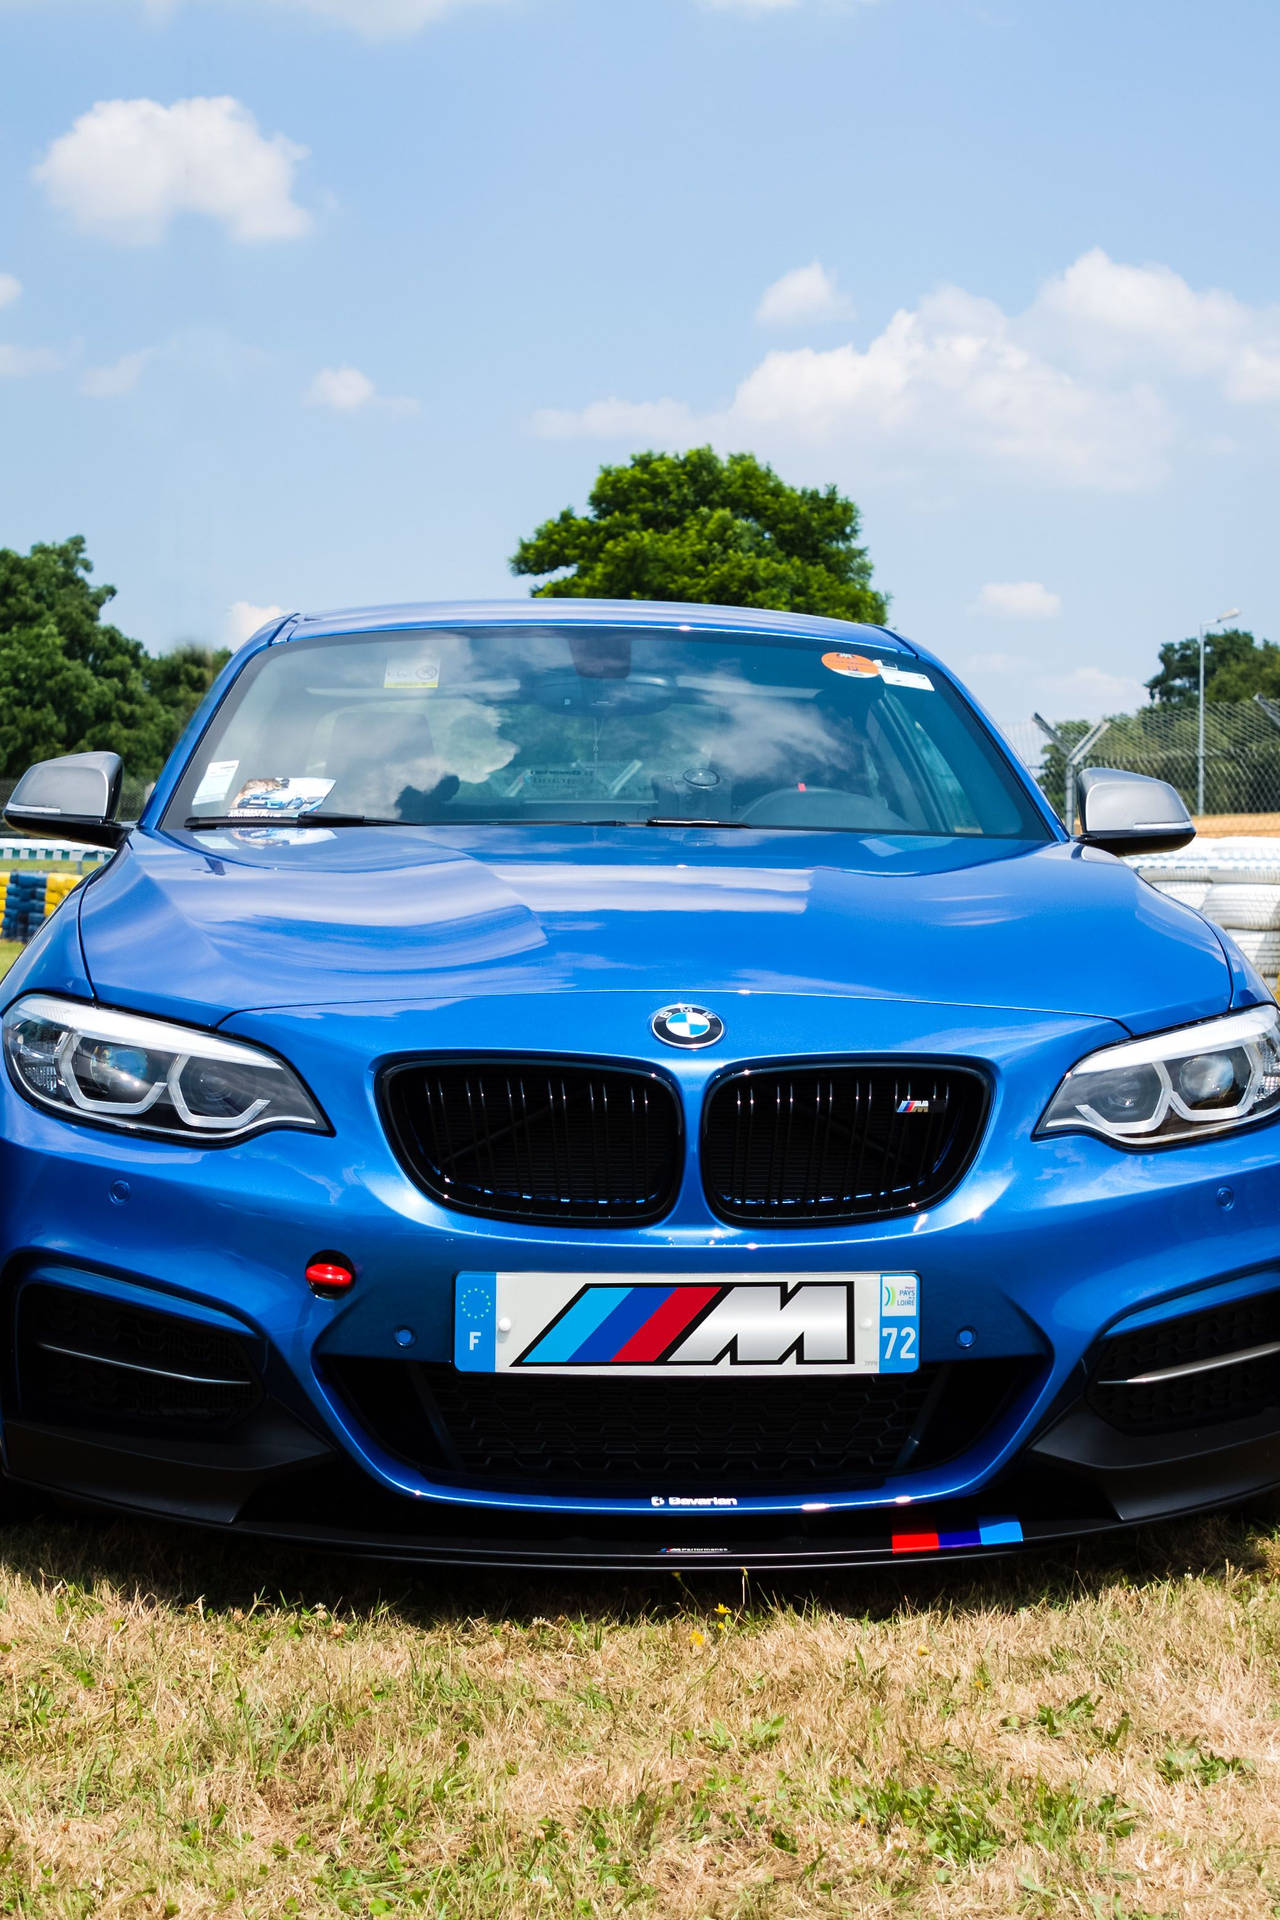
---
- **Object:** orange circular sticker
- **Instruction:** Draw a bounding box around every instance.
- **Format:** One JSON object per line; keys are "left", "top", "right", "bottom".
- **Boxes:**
{"left": 821, "top": 651, "right": 881, "bottom": 677}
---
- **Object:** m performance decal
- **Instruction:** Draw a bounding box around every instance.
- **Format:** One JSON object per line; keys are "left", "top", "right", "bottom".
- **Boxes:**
{"left": 515, "top": 1281, "right": 851, "bottom": 1368}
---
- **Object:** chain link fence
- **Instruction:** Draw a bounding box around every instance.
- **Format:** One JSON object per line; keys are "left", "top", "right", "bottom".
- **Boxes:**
{"left": 1011, "top": 697, "right": 1280, "bottom": 827}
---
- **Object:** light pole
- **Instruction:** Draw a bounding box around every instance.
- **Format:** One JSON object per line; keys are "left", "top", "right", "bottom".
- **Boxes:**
{"left": 1198, "top": 607, "right": 1241, "bottom": 816}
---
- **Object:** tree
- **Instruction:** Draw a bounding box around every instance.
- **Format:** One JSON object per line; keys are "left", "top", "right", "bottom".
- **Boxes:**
{"left": 0, "top": 620, "right": 108, "bottom": 776}
{"left": 0, "top": 537, "right": 170, "bottom": 777}
{"left": 1145, "top": 628, "right": 1280, "bottom": 706}
{"left": 0, "top": 538, "right": 229, "bottom": 780}
{"left": 510, "top": 447, "right": 889, "bottom": 621}
{"left": 145, "top": 643, "right": 231, "bottom": 740}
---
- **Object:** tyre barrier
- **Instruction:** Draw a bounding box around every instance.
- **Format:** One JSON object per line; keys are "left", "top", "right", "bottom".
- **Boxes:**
{"left": 0, "top": 869, "right": 85, "bottom": 945}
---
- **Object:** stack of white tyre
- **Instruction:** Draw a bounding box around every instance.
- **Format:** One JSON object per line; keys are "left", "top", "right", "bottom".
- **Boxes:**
{"left": 1129, "top": 837, "right": 1280, "bottom": 986}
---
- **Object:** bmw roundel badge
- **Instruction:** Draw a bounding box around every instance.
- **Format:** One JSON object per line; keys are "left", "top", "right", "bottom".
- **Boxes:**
{"left": 652, "top": 1004, "right": 724, "bottom": 1049}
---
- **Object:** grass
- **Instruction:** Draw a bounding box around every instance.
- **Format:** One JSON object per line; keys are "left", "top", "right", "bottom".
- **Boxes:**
{"left": 0, "top": 1507, "right": 1278, "bottom": 1916}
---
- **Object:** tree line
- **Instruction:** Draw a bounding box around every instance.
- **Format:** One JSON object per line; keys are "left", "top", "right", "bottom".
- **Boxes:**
{"left": 5, "top": 448, "right": 1274, "bottom": 818}
{"left": 0, "top": 536, "right": 229, "bottom": 782}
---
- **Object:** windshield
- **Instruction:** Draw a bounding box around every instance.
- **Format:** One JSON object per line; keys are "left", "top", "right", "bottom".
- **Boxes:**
{"left": 164, "top": 624, "right": 1049, "bottom": 840}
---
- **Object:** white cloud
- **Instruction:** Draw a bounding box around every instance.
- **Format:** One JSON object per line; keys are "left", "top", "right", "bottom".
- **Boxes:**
{"left": 225, "top": 600, "right": 287, "bottom": 645}
{"left": 757, "top": 262, "right": 854, "bottom": 328}
{"left": 33, "top": 97, "right": 312, "bottom": 245}
{"left": 1033, "top": 248, "right": 1280, "bottom": 402}
{"left": 1038, "top": 664, "right": 1149, "bottom": 714}
{"left": 0, "top": 344, "right": 61, "bottom": 378}
{"left": 537, "top": 278, "right": 1170, "bottom": 491}
{"left": 305, "top": 364, "right": 420, "bottom": 414}
{"left": 532, "top": 396, "right": 700, "bottom": 441}
{"left": 262, "top": 0, "right": 502, "bottom": 28}
{"left": 305, "top": 365, "right": 376, "bottom": 411}
{"left": 81, "top": 347, "right": 154, "bottom": 397}
{"left": 962, "top": 654, "right": 1148, "bottom": 729}
{"left": 0, "top": 272, "right": 55, "bottom": 375}
{"left": 533, "top": 249, "right": 1280, "bottom": 494}
{"left": 972, "top": 581, "right": 1062, "bottom": 621}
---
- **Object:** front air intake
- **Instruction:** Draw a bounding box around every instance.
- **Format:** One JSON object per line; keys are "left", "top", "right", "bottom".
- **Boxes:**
{"left": 380, "top": 1059, "right": 684, "bottom": 1226}
{"left": 16, "top": 1283, "right": 261, "bottom": 1433}
{"left": 701, "top": 1062, "right": 989, "bottom": 1225}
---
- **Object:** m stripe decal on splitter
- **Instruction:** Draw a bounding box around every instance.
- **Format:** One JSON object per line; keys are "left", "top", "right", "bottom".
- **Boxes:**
{"left": 891, "top": 1517, "right": 1023, "bottom": 1554}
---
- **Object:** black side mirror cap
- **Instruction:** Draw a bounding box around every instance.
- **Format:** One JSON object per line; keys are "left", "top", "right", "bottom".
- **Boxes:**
{"left": 1074, "top": 765, "right": 1196, "bottom": 857}
{"left": 4, "top": 751, "right": 129, "bottom": 849}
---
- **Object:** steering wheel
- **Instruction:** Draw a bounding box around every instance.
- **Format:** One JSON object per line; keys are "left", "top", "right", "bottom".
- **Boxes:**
{"left": 737, "top": 787, "right": 881, "bottom": 828}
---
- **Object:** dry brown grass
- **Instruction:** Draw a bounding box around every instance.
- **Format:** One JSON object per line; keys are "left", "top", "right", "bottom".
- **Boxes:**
{"left": 0, "top": 1508, "right": 1279, "bottom": 1917}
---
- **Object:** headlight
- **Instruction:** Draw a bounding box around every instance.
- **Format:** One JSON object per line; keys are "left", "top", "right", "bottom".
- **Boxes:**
{"left": 2, "top": 994, "right": 328, "bottom": 1143}
{"left": 1038, "top": 1004, "right": 1280, "bottom": 1147}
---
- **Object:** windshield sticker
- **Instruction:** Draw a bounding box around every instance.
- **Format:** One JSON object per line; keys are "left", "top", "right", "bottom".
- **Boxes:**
{"left": 192, "top": 759, "right": 239, "bottom": 806}
{"left": 229, "top": 776, "right": 336, "bottom": 817}
{"left": 880, "top": 663, "right": 934, "bottom": 692}
{"left": 822, "top": 651, "right": 934, "bottom": 692}
{"left": 384, "top": 651, "right": 440, "bottom": 691}
{"left": 821, "top": 651, "right": 879, "bottom": 678}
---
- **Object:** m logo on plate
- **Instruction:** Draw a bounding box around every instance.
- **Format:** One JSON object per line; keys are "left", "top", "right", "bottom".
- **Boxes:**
{"left": 516, "top": 1281, "right": 850, "bottom": 1368}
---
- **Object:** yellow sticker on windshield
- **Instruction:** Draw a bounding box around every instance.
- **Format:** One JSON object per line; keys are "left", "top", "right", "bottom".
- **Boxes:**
{"left": 384, "top": 651, "right": 440, "bottom": 690}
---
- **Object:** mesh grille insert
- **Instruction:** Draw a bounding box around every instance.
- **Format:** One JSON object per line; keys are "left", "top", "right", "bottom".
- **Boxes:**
{"left": 380, "top": 1060, "right": 683, "bottom": 1225}
{"left": 1088, "top": 1291, "right": 1280, "bottom": 1435}
{"left": 327, "top": 1357, "right": 1036, "bottom": 1494}
{"left": 701, "top": 1064, "right": 988, "bottom": 1225}
{"left": 17, "top": 1283, "right": 260, "bottom": 1432}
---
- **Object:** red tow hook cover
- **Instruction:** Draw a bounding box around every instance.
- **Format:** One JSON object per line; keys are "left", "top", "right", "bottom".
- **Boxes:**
{"left": 306, "top": 1254, "right": 356, "bottom": 1297}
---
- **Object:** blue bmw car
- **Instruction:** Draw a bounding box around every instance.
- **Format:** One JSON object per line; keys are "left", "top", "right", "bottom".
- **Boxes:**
{"left": 1, "top": 599, "right": 1277, "bottom": 1570}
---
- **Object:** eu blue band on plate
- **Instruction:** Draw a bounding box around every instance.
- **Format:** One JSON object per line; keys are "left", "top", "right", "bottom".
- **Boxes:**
{"left": 454, "top": 1272, "right": 496, "bottom": 1372}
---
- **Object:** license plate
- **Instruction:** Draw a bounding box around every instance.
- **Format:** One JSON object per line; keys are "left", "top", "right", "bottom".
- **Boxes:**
{"left": 454, "top": 1272, "right": 919, "bottom": 1377}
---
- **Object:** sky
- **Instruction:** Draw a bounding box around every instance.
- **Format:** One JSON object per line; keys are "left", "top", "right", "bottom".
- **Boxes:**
{"left": 1, "top": 0, "right": 1278, "bottom": 729}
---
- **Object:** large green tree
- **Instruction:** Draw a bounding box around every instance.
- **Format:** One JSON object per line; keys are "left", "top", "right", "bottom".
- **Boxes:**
{"left": 0, "top": 538, "right": 228, "bottom": 780}
{"left": 510, "top": 447, "right": 889, "bottom": 621}
{"left": 1145, "top": 628, "right": 1280, "bottom": 706}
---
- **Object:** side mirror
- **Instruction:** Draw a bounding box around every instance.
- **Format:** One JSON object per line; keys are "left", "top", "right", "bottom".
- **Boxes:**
{"left": 1075, "top": 766, "right": 1195, "bottom": 857}
{"left": 4, "top": 751, "right": 128, "bottom": 849}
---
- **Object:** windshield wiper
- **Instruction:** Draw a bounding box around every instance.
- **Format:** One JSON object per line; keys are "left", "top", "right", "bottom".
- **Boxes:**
{"left": 644, "top": 817, "right": 749, "bottom": 829}
{"left": 182, "top": 812, "right": 401, "bottom": 830}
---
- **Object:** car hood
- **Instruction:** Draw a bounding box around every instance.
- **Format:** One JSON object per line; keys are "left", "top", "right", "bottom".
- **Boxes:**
{"left": 69, "top": 823, "right": 1233, "bottom": 1036}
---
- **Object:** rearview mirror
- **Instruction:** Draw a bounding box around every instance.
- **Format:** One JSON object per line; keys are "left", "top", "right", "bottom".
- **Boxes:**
{"left": 4, "top": 751, "right": 128, "bottom": 849}
{"left": 1075, "top": 766, "right": 1195, "bottom": 857}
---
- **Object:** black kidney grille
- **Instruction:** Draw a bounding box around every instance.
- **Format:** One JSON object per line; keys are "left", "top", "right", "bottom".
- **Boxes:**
{"left": 701, "top": 1064, "right": 988, "bottom": 1225}
{"left": 1088, "top": 1291, "right": 1280, "bottom": 1435}
{"left": 381, "top": 1060, "right": 683, "bottom": 1225}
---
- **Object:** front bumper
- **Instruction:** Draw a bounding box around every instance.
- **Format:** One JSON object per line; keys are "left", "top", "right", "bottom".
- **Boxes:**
{"left": 5, "top": 1006, "right": 1280, "bottom": 1566}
